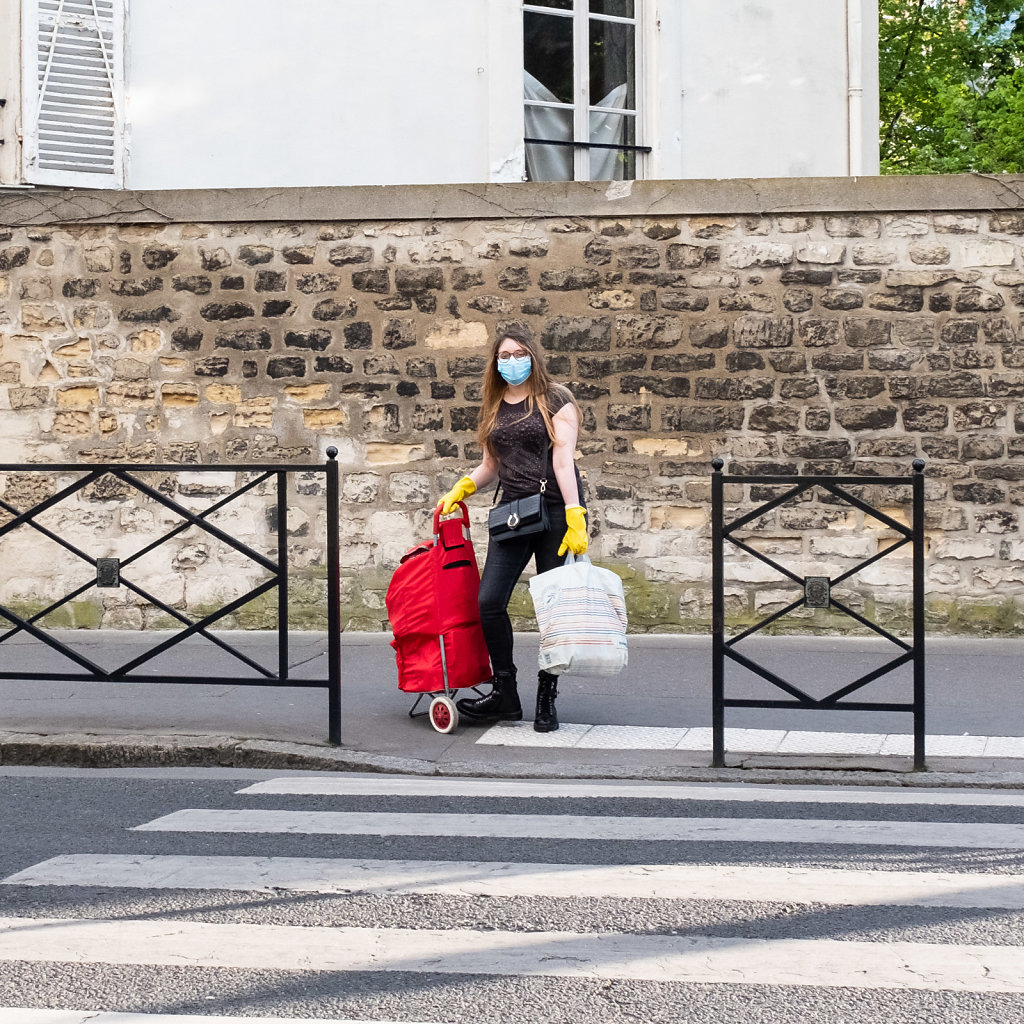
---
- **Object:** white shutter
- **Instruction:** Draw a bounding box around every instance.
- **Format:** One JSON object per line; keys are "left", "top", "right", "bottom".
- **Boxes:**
{"left": 23, "top": 0, "right": 125, "bottom": 187}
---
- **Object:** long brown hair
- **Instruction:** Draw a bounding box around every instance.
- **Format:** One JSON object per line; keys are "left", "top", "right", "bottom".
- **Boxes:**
{"left": 477, "top": 324, "right": 579, "bottom": 457}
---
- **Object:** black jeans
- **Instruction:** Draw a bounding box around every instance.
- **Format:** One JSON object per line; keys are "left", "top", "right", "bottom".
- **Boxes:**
{"left": 478, "top": 503, "right": 568, "bottom": 678}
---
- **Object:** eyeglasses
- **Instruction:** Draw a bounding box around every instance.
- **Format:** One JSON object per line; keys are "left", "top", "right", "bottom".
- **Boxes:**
{"left": 497, "top": 350, "right": 529, "bottom": 361}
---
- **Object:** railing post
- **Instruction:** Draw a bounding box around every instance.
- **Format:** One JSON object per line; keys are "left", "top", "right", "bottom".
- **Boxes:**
{"left": 277, "top": 470, "right": 289, "bottom": 683}
{"left": 711, "top": 457, "right": 725, "bottom": 769}
{"left": 912, "top": 459, "right": 926, "bottom": 771}
{"left": 326, "top": 447, "right": 342, "bottom": 746}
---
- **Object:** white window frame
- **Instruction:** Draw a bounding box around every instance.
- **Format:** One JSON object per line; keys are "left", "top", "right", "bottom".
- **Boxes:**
{"left": 21, "top": 0, "right": 126, "bottom": 188}
{"left": 523, "top": 0, "right": 646, "bottom": 182}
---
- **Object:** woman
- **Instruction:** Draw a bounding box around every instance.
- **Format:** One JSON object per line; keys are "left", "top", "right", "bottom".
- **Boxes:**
{"left": 436, "top": 324, "right": 588, "bottom": 732}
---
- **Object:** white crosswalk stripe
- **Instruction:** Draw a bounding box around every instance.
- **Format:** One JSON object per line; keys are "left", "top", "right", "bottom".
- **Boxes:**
{"left": 132, "top": 807, "right": 1024, "bottom": 848}
{"left": 238, "top": 776, "right": 1024, "bottom": 806}
{"left": 0, "top": 915, "right": 1021, "bottom": 991}
{"left": 7, "top": 853, "right": 1024, "bottom": 908}
{"left": 2, "top": 774, "right": 1024, "bottom": 1019}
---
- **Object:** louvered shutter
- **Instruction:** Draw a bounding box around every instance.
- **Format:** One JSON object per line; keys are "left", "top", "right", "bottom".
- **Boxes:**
{"left": 22, "top": 0, "right": 125, "bottom": 187}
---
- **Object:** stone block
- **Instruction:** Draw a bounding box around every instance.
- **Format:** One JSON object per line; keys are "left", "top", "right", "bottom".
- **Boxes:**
{"left": 820, "top": 288, "right": 863, "bottom": 311}
{"left": 809, "top": 535, "right": 875, "bottom": 558}
{"left": 200, "top": 302, "right": 254, "bottom": 321}
{"left": 796, "top": 243, "right": 845, "bottom": 264}
{"left": 661, "top": 292, "right": 709, "bottom": 312}
{"left": 908, "top": 244, "right": 951, "bottom": 265}
{"left": 694, "top": 378, "right": 774, "bottom": 401}
{"left": 798, "top": 318, "right": 841, "bottom": 347}
{"left": 688, "top": 271, "right": 742, "bottom": 289}
{"left": 195, "top": 357, "right": 229, "bottom": 377}
{"left": 21, "top": 303, "right": 66, "bottom": 330}
{"left": 661, "top": 405, "right": 745, "bottom": 432}
{"left": 497, "top": 267, "right": 530, "bottom": 291}
{"left": 722, "top": 243, "right": 793, "bottom": 268}
{"left": 748, "top": 404, "right": 799, "bottom": 432}
{"left": 901, "top": 405, "right": 948, "bottom": 432}
{"left": 982, "top": 316, "right": 1016, "bottom": 345}
{"left": 205, "top": 384, "right": 241, "bottom": 403}
{"left": 161, "top": 383, "right": 199, "bottom": 407}
{"left": 891, "top": 318, "right": 936, "bottom": 347}
{"left": 869, "top": 287, "right": 923, "bottom": 312}
{"left": 233, "top": 396, "right": 276, "bottom": 428}
{"left": 961, "top": 435, "right": 1004, "bottom": 460}
{"left": 542, "top": 316, "right": 611, "bottom": 351}
{"left": 268, "top": 356, "right": 307, "bottom": 379}
{"left": 727, "top": 351, "right": 765, "bottom": 371}
{"left": 589, "top": 289, "right": 635, "bottom": 309}
{"left": 215, "top": 328, "right": 271, "bottom": 351}
{"left": 342, "top": 473, "right": 380, "bottom": 502}
{"left": 957, "top": 287, "right": 1009, "bottom": 317}
{"left": 383, "top": 319, "right": 416, "bottom": 350}
{"left": 780, "top": 377, "right": 820, "bottom": 399}
{"left": 852, "top": 244, "right": 897, "bottom": 265}
{"left": 962, "top": 240, "right": 1015, "bottom": 266}
{"left": 607, "top": 404, "right": 651, "bottom": 430}
{"left": 844, "top": 318, "right": 891, "bottom": 348}
{"left": 951, "top": 482, "right": 1004, "bottom": 504}
{"left": 106, "top": 383, "right": 156, "bottom": 408}
{"left": 236, "top": 245, "right": 272, "bottom": 265}
{"left": 56, "top": 386, "right": 99, "bottom": 408}
{"left": 689, "top": 320, "right": 729, "bottom": 349}
{"left": 620, "top": 376, "right": 689, "bottom": 398}
{"left": 783, "top": 288, "right": 813, "bottom": 313}
{"left": 824, "top": 216, "right": 881, "bottom": 238}
{"left": 719, "top": 292, "right": 776, "bottom": 312}
{"left": 733, "top": 315, "right": 793, "bottom": 349}
{"left": 835, "top": 405, "right": 897, "bottom": 430}
{"left": 424, "top": 319, "right": 488, "bottom": 348}
{"left": 388, "top": 473, "right": 430, "bottom": 504}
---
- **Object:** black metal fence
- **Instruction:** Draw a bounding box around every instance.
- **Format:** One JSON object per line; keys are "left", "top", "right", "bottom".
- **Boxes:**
{"left": 0, "top": 449, "right": 342, "bottom": 744}
{"left": 712, "top": 459, "right": 926, "bottom": 769}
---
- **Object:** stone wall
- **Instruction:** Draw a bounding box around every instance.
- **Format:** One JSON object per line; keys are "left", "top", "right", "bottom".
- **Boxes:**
{"left": 2, "top": 176, "right": 1024, "bottom": 634}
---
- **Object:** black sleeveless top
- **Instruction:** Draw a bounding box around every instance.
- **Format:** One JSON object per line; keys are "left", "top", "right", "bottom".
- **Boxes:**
{"left": 490, "top": 388, "right": 583, "bottom": 506}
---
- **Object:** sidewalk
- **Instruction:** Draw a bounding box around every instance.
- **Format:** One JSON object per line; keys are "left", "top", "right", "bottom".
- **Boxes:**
{"left": 2, "top": 630, "right": 1024, "bottom": 787}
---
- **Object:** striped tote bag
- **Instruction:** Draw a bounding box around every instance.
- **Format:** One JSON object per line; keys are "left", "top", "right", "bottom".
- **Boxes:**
{"left": 529, "top": 554, "right": 628, "bottom": 676}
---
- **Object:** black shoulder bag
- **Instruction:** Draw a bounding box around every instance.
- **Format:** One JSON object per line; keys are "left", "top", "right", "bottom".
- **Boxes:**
{"left": 488, "top": 442, "right": 552, "bottom": 542}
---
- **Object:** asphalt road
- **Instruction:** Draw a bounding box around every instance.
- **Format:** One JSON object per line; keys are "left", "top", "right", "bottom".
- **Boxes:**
{"left": 3, "top": 632, "right": 1024, "bottom": 756}
{"left": 1, "top": 767, "right": 1023, "bottom": 1023}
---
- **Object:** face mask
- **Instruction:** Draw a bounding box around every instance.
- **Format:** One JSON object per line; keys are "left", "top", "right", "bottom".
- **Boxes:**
{"left": 498, "top": 355, "right": 532, "bottom": 386}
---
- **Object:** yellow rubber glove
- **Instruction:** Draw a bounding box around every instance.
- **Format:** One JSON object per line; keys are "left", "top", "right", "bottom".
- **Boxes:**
{"left": 558, "top": 504, "right": 588, "bottom": 557}
{"left": 437, "top": 475, "right": 476, "bottom": 516}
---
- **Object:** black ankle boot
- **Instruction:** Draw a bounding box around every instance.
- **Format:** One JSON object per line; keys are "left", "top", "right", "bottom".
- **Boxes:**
{"left": 534, "top": 671, "right": 559, "bottom": 732}
{"left": 457, "top": 670, "right": 522, "bottom": 722}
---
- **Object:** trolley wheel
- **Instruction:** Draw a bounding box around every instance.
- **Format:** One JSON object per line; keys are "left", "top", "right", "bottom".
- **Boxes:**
{"left": 429, "top": 695, "right": 458, "bottom": 734}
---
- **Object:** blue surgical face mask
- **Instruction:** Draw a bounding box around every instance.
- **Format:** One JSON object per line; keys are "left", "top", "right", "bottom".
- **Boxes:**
{"left": 497, "top": 354, "right": 532, "bottom": 386}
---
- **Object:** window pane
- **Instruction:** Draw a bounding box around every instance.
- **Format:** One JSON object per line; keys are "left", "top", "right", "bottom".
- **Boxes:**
{"left": 589, "top": 18, "right": 634, "bottom": 108}
{"left": 531, "top": 0, "right": 573, "bottom": 8}
{"left": 526, "top": 105, "right": 574, "bottom": 181}
{"left": 589, "top": 109, "right": 635, "bottom": 180}
{"left": 590, "top": 0, "right": 634, "bottom": 17}
{"left": 524, "top": 12, "right": 575, "bottom": 104}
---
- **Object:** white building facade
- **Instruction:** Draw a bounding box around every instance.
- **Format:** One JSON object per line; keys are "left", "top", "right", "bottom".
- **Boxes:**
{"left": 0, "top": 0, "right": 879, "bottom": 191}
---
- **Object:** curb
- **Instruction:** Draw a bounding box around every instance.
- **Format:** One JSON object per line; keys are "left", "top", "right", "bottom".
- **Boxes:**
{"left": 3, "top": 731, "right": 1024, "bottom": 789}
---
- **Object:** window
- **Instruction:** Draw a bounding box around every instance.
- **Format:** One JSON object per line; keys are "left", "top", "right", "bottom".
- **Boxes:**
{"left": 523, "top": 0, "right": 645, "bottom": 182}
{"left": 22, "top": 0, "right": 125, "bottom": 187}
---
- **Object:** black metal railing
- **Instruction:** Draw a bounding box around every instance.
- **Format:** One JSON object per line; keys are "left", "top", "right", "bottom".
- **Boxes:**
{"left": 0, "top": 448, "right": 342, "bottom": 744}
{"left": 712, "top": 459, "right": 926, "bottom": 770}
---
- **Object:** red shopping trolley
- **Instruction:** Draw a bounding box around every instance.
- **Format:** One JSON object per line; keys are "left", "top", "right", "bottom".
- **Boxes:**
{"left": 386, "top": 501, "right": 492, "bottom": 733}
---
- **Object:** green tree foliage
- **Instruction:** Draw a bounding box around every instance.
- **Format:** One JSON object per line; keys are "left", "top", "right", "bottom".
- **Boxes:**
{"left": 880, "top": 0, "right": 1024, "bottom": 172}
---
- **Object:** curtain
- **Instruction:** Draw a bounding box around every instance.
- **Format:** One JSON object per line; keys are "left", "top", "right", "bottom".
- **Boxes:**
{"left": 524, "top": 71, "right": 629, "bottom": 182}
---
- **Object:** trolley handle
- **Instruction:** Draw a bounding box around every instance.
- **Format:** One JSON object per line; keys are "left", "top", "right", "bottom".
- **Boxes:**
{"left": 433, "top": 500, "right": 471, "bottom": 545}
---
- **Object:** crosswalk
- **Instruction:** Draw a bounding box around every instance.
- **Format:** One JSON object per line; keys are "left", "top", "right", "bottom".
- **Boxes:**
{"left": 2, "top": 773, "right": 1024, "bottom": 1022}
